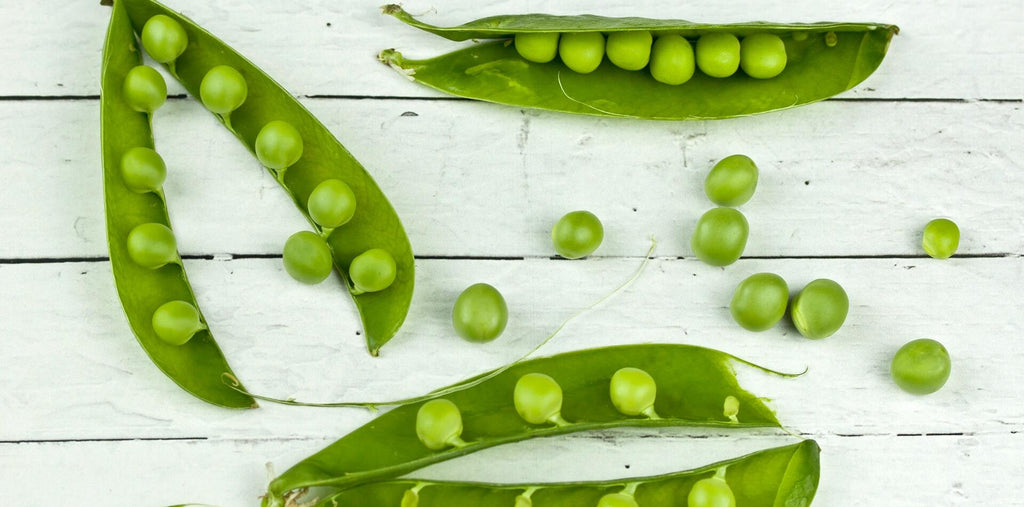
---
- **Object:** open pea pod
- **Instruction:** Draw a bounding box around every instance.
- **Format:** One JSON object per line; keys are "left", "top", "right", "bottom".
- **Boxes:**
{"left": 265, "top": 344, "right": 795, "bottom": 505}
{"left": 316, "top": 440, "right": 819, "bottom": 507}
{"left": 380, "top": 6, "right": 898, "bottom": 120}
{"left": 122, "top": 0, "right": 414, "bottom": 355}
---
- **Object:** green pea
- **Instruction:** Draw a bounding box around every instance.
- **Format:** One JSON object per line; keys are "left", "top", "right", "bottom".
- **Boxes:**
{"left": 120, "top": 147, "right": 166, "bottom": 193}
{"left": 513, "top": 373, "right": 564, "bottom": 425}
{"left": 126, "top": 222, "right": 177, "bottom": 269}
{"left": 606, "top": 31, "right": 653, "bottom": 71}
{"left": 200, "top": 65, "right": 248, "bottom": 115}
{"left": 695, "top": 33, "right": 740, "bottom": 78}
{"left": 255, "top": 120, "right": 303, "bottom": 170}
{"left": 739, "top": 33, "right": 788, "bottom": 79}
{"left": 515, "top": 32, "right": 560, "bottom": 63}
{"left": 791, "top": 279, "right": 849, "bottom": 339}
{"left": 922, "top": 218, "right": 959, "bottom": 259}
{"left": 551, "top": 210, "right": 604, "bottom": 259}
{"left": 122, "top": 65, "right": 167, "bottom": 113}
{"left": 690, "top": 208, "right": 749, "bottom": 266}
{"left": 415, "top": 399, "right": 464, "bottom": 450}
{"left": 452, "top": 283, "right": 508, "bottom": 343}
{"left": 891, "top": 339, "right": 951, "bottom": 395}
{"left": 598, "top": 493, "right": 639, "bottom": 507}
{"left": 349, "top": 248, "right": 397, "bottom": 293}
{"left": 558, "top": 32, "right": 606, "bottom": 74}
{"left": 704, "top": 154, "right": 758, "bottom": 207}
{"left": 282, "top": 231, "right": 333, "bottom": 285}
{"left": 140, "top": 14, "right": 188, "bottom": 64}
{"left": 729, "top": 273, "right": 788, "bottom": 332}
{"left": 688, "top": 476, "right": 736, "bottom": 507}
{"left": 723, "top": 395, "right": 740, "bottom": 423}
{"left": 649, "top": 34, "right": 695, "bottom": 85}
{"left": 307, "top": 179, "right": 357, "bottom": 229}
{"left": 609, "top": 367, "right": 658, "bottom": 418}
{"left": 151, "top": 300, "right": 204, "bottom": 346}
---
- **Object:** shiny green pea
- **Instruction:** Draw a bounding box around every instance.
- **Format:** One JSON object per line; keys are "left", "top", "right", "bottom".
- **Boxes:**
{"left": 415, "top": 399, "right": 464, "bottom": 450}
{"left": 140, "top": 14, "right": 188, "bottom": 63}
{"left": 122, "top": 65, "right": 167, "bottom": 113}
{"left": 688, "top": 476, "right": 736, "bottom": 507}
{"left": 282, "top": 231, "right": 333, "bottom": 284}
{"left": 120, "top": 147, "right": 166, "bottom": 193}
{"left": 740, "top": 33, "right": 788, "bottom": 79}
{"left": 126, "top": 222, "right": 177, "bottom": 269}
{"left": 200, "top": 65, "right": 248, "bottom": 115}
{"left": 922, "top": 218, "right": 959, "bottom": 259}
{"left": 891, "top": 339, "right": 951, "bottom": 395}
{"left": 551, "top": 210, "right": 604, "bottom": 259}
{"left": 307, "top": 179, "right": 357, "bottom": 229}
{"left": 791, "top": 278, "right": 849, "bottom": 339}
{"left": 452, "top": 283, "right": 508, "bottom": 343}
{"left": 598, "top": 493, "right": 639, "bottom": 507}
{"left": 606, "top": 31, "right": 653, "bottom": 71}
{"left": 649, "top": 34, "right": 695, "bottom": 85}
{"left": 559, "top": 32, "right": 605, "bottom": 74}
{"left": 695, "top": 33, "right": 740, "bottom": 78}
{"left": 151, "top": 300, "right": 204, "bottom": 346}
{"left": 690, "top": 207, "right": 749, "bottom": 266}
{"left": 349, "top": 248, "right": 397, "bottom": 293}
{"left": 515, "top": 32, "right": 560, "bottom": 63}
{"left": 610, "top": 367, "right": 658, "bottom": 418}
{"left": 729, "top": 273, "right": 789, "bottom": 331}
{"left": 704, "top": 154, "right": 758, "bottom": 207}
{"left": 513, "top": 373, "right": 564, "bottom": 425}
{"left": 255, "top": 120, "right": 303, "bottom": 170}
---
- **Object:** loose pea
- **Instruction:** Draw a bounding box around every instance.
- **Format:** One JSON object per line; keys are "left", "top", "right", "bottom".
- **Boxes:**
{"left": 739, "top": 33, "right": 788, "bottom": 79}
{"left": 126, "top": 222, "right": 177, "bottom": 269}
{"left": 610, "top": 367, "right": 657, "bottom": 418}
{"left": 690, "top": 208, "right": 749, "bottom": 266}
{"left": 729, "top": 273, "right": 789, "bottom": 331}
{"left": 151, "top": 300, "right": 204, "bottom": 346}
{"left": 891, "top": 339, "right": 951, "bottom": 395}
{"left": 349, "top": 248, "right": 397, "bottom": 293}
{"left": 282, "top": 231, "right": 333, "bottom": 284}
{"left": 255, "top": 120, "right": 303, "bottom": 170}
{"left": 140, "top": 14, "right": 188, "bottom": 64}
{"left": 688, "top": 476, "right": 736, "bottom": 507}
{"left": 415, "top": 399, "right": 464, "bottom": 450}
{"left": 452, "top": 283, "right": 508, "bottom": 343}
{"left": 515, "top": 32, "right": 560, "bottom": 63}
{"left": 704, "top": 155, "right": 758, "bottom": 207}
{"left": 598, "top": 493, "right": 639, "bottom": 507}
{"left": 551, "top": 210, "right": 603, "bottom": 259}
{"left": 695, "top": 33, "right": 740, "bottom": 78}
{"left": 120, "top": 147, "right": 166, "bottom": 193}
{"left": 559, "top": 32, "right": 606, "bottom": 74}
{"left": 922, "top": 218, "right": 959, "bottom": 259}
{"left": 649, "top": 34, "right": 695, "bottom": 85}
{"left": 513, "top": 373, "right": 564, "bottom": 425}
{"left": 200, "top": 65, "right": 248, "bottom": 115}
{"left": 122, "top": 65, "right": 167, "bottom": 113}
{"left": 791, "top": 279, "right": 849, "bottom": 339}
{"left": 307, "top": 179, "right": 357, "bottom": 229}
{"left": 606, "top": 31, "right": 653, "bottom": 71}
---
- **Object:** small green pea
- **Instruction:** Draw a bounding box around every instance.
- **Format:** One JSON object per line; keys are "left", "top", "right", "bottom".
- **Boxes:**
{"left": 307, "top": 179, "right": 357, "bottom": 229}
{"left": 140, "top": 14, "right": 188, "bottom": 63}
{"left": 282, "top": 231, "right": 333, "bottom": 284}
{"left": 200, "top": 65, "right": 248, "bottom": 115}
{"left": 515, "top": 32, "right": 560, "bottom": 63}
{"left": 723, "top": 396, "right": 740, "bottom": 423}
{"left": 891, "top": 339, "right": 951, "bottom": 395}
{"left": 792, "top": 31, "right": 809, "bottom": 42}
{"left": 452, "top": 283, "right": 508, "bottom": 343}
{"left": 151, "top": 300, "right": 204, "bottom": 346}
{"left": 551, "top": 210, "right": 603, "bottom": 259}
{"left": 690, "top": 207, "right": 749, "bottom": 266}
{"left": 729, "top": 273, "right": 789, "bottom": 331}
{"left": 122, "top": 65, "right": 167, "bottom": 113}
{"left": 791, "top": 279, "right": 849, "bottom": 339}
{"left": 415, "top": 398, "right": 464, "bottom": 450}
{"left": 610, "top": 367, "right": 658, "bottom": 418}
{"left": 598, "top": 492, "right": 639, "bottom": 507}
{"left": 558, "top": 32, "right": 606, "bottom": 74}
{"left": 513, "top": 373, "right": 563, "bottom": 425}
{"left": 348, "top": 248, "right": 397, "bottom": 293}
{"left": 704, "top": 154, "right": 758, "bottom": 207}
{"left": 695, "top": 33, "right": 740, "bottom": 78}
{"left": 740, "top": 33, "right": 788, "bottom": 79}
{"left": 255, "top": 120, "right": 303, "bottom": 170}
{"left": 922, "top": 218, "right": 959, "bottom": 259}
{"left": 649, "top": 34, "right": 695, "bottom": 85}
{"left": 606, "top": 31, "right": 653, "bottom": 71}
{"left": 126, "top": 222, "right": 177, "bottom": 269}
{"left": 688, "top": 476, "right": 736, "bottom": 507}
{"left": 120, "top": 147, "right": 166, "bottom": 193}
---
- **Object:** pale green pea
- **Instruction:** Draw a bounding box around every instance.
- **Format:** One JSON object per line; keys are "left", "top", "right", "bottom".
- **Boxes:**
{"left": 551, "top": 210, "right": 603, "bottom": 259}
{"left": 140, "top": 14, "right": 188, "bottom": 63}
{"left": 123, "top": 65, "right": 167, "bottom": 113}
{"left": 515, "top": 32, "right": 560, "bottom": 63}
{"left": 151, "top": 300, "right": 204, "bottom": 346}
{"left": 704, "top": 154, "right": 758, "bottom": 207}
{"left": 559, "top": 32, "right": 606, "bottom": 74}
{"left": 200, "top": 65, "right": 248, "bottom": 115}
{"left": 452, "top": 283, "right": 508, "bottom": 343}
{"left": 606, "top": 31, "right": 653, "bottom": 71}
{"left": 922, "top": 218, "right": 959, "bottom": 259}
{"left": 416, "top": 399, "right": 465, "bottom": 450}
{"left": 690, "top": 207, "right": 749, "bottom": 266}
{"left": 723, "top": 396, "right": 740, "bottom": 423}
{"left": 688, "top": 475, "right": 736, "bottom": 507}
{"left": 348, "top": 248, "right": 397, "bottom": 293}
{"left": 696, "top": 33, "right": 740, "bottom": 78}
{"left": 649, "top": 34, "right": 695, "bottom": 85}
{"left": 598, "top": 492, "right": 639, "bottom": 507}
{"left": 610, "top": 367, "right": 658, "bottom": 418}
{"left": 282, "top": 231, "right": 333, "bottom": 284}
{"left": 255, "top": 120, "right": 303, "bottom": 170}
{"left": 891, "top": 339, "right": 951, "bottom": 395}
{"left": 120, "top": 147, "right": 166, "bottom": 193}
{"left": 791, "top": 278, "right": 849, "bottom": 339}
{"left": 126, "top": 222, "right": 177, "bottom": 269}
{"left": 740, "top": 33, "right": 788, "bottom": 79}
{"left": 307, "top": 179, "right": 357, "bottom": 229}
{"left": 729, "top": 273, "right": 789, "bottom": 331}
{"left": 513, "top": 373, "right": 564, "bottom": 425}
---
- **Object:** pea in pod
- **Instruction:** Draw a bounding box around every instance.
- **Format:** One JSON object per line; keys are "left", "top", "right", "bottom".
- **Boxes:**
{"left": 379, "top": 5, "right": 898, "bottom": 120}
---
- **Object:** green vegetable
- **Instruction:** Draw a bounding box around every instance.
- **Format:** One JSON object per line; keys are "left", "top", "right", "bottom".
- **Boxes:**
{"left": 729, "top": 273, "right": 789, "bottom": 332}
{"left": 609, "top": 367, "right": 659, "bottom": 418}
{"left": 199, "top": 65, "right": 248, "bottom": 117}
{"left": 598, "top": 492, "right": 639, "bottom": 507}
{"left": 120, "top": 146, "right": 167, "bottom": 193}
{"left": 513, "top": 373, "right": 567, "bottom": 426}
{"left": 891, "top": 339, "right": 951, "bottom": 395}
{"left": 551, "top": 210, "right": 604, "bottom": 259}
{"left": 696, "top": 33, "right": 740, "bottom": 78}
{"left": 791, "top": 278, "right": 849, "bottom": 339}
{"left": 140, "top": 14, "right": 187, "bottom": 65}
{"left": 416, "top": 399, "right": 467, "bottom": 450}
{"left": 122, "top": 65, "right": 166, "bottom": 113}
{"left": 922, "top": 218, "right": 960, "bottom": 259}
{"left": 151, "top": 300, "right": 205, "bottom": 346}
{"left": 559, "top": 32, "right": 606, "bottom": 74}
{"left": 606, "top": 31, "right": 653, "bottom": 71}
{"left": 690, "top": 208, "right": 749, "bottom": 266}
{"left": 451, "top": 283, "right": 509, "bottom": 343}
{"left": 307, "top": 179, "right": 357, "bottom": 229}
{"left": 282, "top": 231, "right": 334, "bottom": 285}
{"left": 126, "top": 222, "right": 178, "bottom": 269}
{"left": 349, "top": 248, "right": 398, "bottom": 294}
{"left": 649, "top": 35, "right": 695, "bottom": 85}
{"left": 740, "top": 33, "right": 787, "bottom": 79}
{"left": 704, "top": 154, "right": 758, "bottom": 207}
{"left": 515, "top": 32, "right": 560, "bottom": 63}
{"left": 255, "top": 120, "right": 304, "bottom": 171}
{"left": 688, "top": 469, "right": 736, "bottom": 507}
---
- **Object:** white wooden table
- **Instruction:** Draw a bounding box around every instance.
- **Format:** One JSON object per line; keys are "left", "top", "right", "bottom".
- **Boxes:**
{"left": 2, "top": 0, "right": 1022, "bottom": 505}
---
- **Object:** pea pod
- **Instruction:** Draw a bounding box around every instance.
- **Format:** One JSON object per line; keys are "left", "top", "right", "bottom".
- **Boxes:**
{"left": 101, "top": 1, "right": 254, "bottom": 408}
{"left": 121, "top": 0, "right": 415, "bottom": 355}
{"left": 265, "top": 344, "right": 798, "bottom": 505}
{"left": 379, "top": 6, "right": 898, "bottom": 120}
